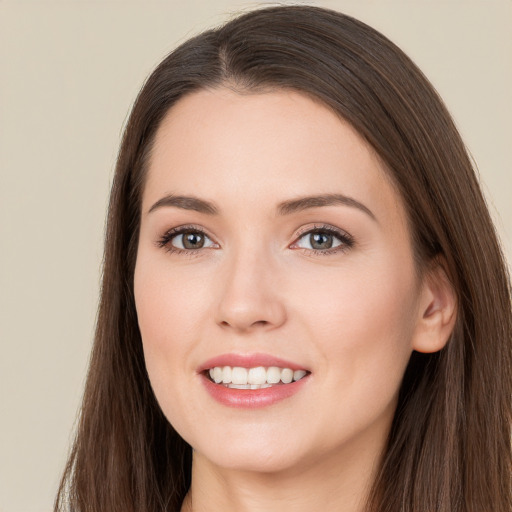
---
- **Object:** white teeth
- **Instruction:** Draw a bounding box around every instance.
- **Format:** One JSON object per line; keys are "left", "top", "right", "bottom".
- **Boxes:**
{"left": 281, "top": 368, "right": 294, "bottom": 384}
{"left": 228, "top": 383, "right": 273, "bottom": 390}
{"left": 267, "top": 366, "right": 281, "bottom": 384}
{"left": 207, "top": 365, "right": 308, "bottom": 386}
{"left": 248, "top": 366, "right": 267, "bottom": 385}
{"left": 213, "top": 367, "right": 223, "bottom": 384}
{"left": 222, "top": 366, "right": 232, "bottom": 384}
{"left": 293, "top": 370, "right": 307, "bottom": 381}
{"left": 230, "top": 384, "right": 249, "bottom": 389}
{"left": 231, "top": 367, "right": 248, "bottom": 385}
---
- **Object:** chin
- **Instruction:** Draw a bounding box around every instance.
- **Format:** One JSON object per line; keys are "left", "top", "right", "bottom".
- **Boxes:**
{"left": 185, "top": 422, "right": 309, "bottom": 474}
{"left": 197, "top": 443, "right": 305, "bottom": 474}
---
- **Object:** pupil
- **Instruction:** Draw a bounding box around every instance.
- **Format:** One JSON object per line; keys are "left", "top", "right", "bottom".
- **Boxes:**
{"left": 310, "top": 232, "right": 333, "bottom": 249}
{"left": 183, "top": 232, "right": 204, "bottom": 249}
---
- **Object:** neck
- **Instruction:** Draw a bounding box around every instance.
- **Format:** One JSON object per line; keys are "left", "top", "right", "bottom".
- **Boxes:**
{"left": 181, "top": 436, "right": 384, "bottom": 512}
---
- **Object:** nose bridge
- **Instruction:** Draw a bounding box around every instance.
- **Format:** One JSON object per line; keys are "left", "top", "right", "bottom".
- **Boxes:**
{"left": 215, "top": 238, "right": 286, "bottom": 332}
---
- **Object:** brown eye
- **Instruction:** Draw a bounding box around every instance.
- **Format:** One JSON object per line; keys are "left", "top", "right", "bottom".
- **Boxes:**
{"left": 157, "top": 226, "right": 219, "bottom": 254}
{"left": 180, "top": 231, "right": 205, "bottom": 249}
{"left": 169, "top": 230, "right": 216, "bottom": 250}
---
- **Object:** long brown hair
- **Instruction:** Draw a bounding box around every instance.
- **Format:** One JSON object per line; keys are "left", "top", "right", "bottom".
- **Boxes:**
{"left": 55, "top": 6, "right": 512, "bottom": 511}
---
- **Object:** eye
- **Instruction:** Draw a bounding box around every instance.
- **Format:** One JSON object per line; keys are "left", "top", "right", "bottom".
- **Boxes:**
{"left": 172, "top": 230, "right": 214, "bottom": 250}
{"left": 157, "top": 227, "right": 217, "bottom": 253}
{"left": 292, "top": 226, "right": 354, "bottom": 254}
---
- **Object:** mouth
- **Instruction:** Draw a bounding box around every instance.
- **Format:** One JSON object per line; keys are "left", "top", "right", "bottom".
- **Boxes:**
{"left": 198, "top": 354, "right": 311, "bottom": 407}
{"left": 204, "top": 366, "right": 309, "bottom": 389}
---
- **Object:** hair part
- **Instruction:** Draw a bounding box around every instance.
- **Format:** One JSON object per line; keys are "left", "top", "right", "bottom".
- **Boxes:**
{"left": 55, "top": 6, "right": 512, "bottom": 512}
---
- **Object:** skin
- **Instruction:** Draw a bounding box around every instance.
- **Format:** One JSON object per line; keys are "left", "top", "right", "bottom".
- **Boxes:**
{"left": 134, "top": 88, "right": 456, "bottom": 512}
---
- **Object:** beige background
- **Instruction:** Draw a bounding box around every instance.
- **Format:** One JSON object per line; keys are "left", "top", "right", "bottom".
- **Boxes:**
{"left": 0, "top": 1, "right": 510, "bottom": 510}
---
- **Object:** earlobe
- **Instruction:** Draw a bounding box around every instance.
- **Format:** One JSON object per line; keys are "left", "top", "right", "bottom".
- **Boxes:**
{"left": 412, "top": 259, "right": 458, "bottom": 354}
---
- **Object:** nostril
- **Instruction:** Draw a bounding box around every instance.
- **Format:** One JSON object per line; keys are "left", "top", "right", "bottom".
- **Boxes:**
{"left": 219, "top": 319, "right": 270, "bottom": 329}
{"left": 252, "top": 320, "right": 269, "bottom": 327}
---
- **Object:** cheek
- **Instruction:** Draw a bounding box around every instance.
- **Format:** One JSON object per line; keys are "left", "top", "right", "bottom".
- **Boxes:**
{"left": 297, "top": 248, "right": 417, "bottom": 329}
{"left": 134, "top": 255, "right": 213, "bottom": 438}
{"left": 294, "top": 253, "right": 419, "bottom": 400}
{"left": 133, "top": 252, "right": 199, "bottom": 398}
{"left": 134, "top": 249, "right": 207, "bottom": 346}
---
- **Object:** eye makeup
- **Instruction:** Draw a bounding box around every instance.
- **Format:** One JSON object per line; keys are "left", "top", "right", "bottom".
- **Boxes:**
{"left": 291, "top": 223, "right": 355, "bottom": 256}
{"left": 155, "top": 222, "right": 355, "bottom": 257}
{"left": 156, "top": 224, "right": 218, "bottom": 255}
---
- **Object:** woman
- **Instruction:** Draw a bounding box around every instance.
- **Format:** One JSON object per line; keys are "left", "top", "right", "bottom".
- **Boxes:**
{"left": 55, "top": 5, "right": 512, "bottom": 512}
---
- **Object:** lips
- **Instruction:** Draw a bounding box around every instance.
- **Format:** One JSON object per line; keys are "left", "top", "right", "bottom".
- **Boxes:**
{"left": 198, "top": 353, "right": 311, "bottom": 408}
{"left": 198, "top": 353, "right": 309, "bottom": 373}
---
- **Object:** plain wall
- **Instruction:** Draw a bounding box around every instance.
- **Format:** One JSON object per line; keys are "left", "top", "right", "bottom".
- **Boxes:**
{"left": 1, "top": 1, "right": 510, "bottom": 510}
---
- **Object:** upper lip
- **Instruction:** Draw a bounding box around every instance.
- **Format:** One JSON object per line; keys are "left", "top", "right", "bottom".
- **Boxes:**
{"left": 197, "top": 353, "right": 309, "bottom": 373}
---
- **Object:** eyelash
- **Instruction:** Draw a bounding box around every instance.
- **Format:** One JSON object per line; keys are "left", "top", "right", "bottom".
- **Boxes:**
{"left": 292, "top": 224, "right": 354, "bottom": 256}
{"left": 156, "top": 224, "right": 215, "bottom": 257}
{"left": 156, "top": 223, "right": 354, "bottom": 256}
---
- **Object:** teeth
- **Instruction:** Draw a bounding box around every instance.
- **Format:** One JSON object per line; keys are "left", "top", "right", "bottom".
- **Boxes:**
{"left": 212, "top": 367, "right": 223, "bottom": 384}
{"left": 207, "top": 365, "right": 308, "bottom": 387}
{"left": 267, "top": 366, "right": 281, "bottom": 384}
{"left": 222, "top": 366, "right": 232, "bottom": 384}
{"left": 293, "top": 370, "right": 307, "bottom": 381}
{"left": 281, "top": 368, "right": 294, "bottom": 384}
{"left": 248, "top": 366, "right": 267, "bottom": 385}
{"left": 230, "top": 383, "right": 272, "bottom": 389}
{"left": 231, "top": 367, "right": 247, "bottom": 385}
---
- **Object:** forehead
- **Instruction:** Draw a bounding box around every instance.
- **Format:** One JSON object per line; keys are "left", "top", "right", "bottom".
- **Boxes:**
{"left": 143, "top": 87, "right": 404, "bottom": 224}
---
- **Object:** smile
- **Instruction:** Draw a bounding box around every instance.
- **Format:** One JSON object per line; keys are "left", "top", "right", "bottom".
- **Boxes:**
{"left": 199, "top": 354, "right": 311, "bottom": 407}
{"left": 207, "top": 366, "right": 308, "bottom": 389}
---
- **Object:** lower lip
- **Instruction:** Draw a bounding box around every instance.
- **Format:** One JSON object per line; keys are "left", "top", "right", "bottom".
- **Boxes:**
{"left": 201, "top": 374, "right": 309, "bottom": 408}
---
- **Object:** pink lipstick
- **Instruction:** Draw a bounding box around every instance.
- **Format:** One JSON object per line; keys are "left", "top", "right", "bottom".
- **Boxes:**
{"left": 198, "top": 353, "right": 310, "bottom": 408}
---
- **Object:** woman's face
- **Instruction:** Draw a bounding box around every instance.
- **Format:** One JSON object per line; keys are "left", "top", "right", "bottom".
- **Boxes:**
{"left": 134, "top": 88, "right": 427, "bottom": 474}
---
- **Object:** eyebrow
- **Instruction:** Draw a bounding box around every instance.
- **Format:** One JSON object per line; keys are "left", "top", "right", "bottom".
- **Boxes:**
{"left": 148, "top": 194, "right": 219, "bottom": 215}
{"left": 147, "top": 193, "right": 375, "bottom": 221}
{"left": 277, "top": 194, "right": 376, "bottom": 221}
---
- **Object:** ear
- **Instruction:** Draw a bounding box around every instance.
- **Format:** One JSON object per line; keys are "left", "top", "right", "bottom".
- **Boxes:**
{"left": 412, "top": 258, "right": 457, "bottom": 354}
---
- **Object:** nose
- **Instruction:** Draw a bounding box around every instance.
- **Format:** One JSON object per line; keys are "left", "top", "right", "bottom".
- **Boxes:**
{"left": 214, "top": 249, "right": 287, "bottom": 333}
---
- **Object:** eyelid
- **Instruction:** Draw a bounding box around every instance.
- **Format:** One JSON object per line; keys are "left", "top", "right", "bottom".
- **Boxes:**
{"left": 156, "top": 224, "right": 219, "bottom": 253}
{"left": 155, "top": 222, "right": 354, "bottom": 256}
{"left": 293, "top": 223, "right": 350, "bottom": 239}
{"left": 290, "top": 223, "right": 355, "bottom": 253}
